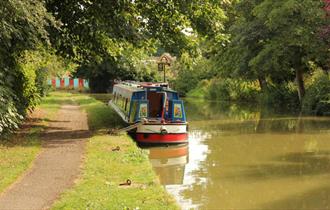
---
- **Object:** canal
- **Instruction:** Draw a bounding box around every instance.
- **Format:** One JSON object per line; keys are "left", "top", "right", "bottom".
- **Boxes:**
{"left": 145, "top": 99, "right": 330, "bottom": 210}
{"left": 90, "top": 93, "right": 330, "bottom": 209}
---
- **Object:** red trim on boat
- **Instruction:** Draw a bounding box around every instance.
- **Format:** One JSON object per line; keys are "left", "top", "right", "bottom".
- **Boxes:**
{"left": 136, "top": 133, "right": 188, "bottom": 143}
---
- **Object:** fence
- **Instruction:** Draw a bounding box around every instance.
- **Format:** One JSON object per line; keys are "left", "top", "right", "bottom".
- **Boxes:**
{"left": 48, "top": 78, "right": 89, "bottom": 90}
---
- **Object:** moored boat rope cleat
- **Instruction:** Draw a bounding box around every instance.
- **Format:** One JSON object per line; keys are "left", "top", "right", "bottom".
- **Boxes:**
{"left": 119, "top": 179, "right": 132, "bottom": 186}
{"left": 111, "top": 146, "right": 120, "bottom": 151}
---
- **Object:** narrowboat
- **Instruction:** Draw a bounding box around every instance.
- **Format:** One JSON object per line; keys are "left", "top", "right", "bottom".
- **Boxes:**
{"left": 108, "top": 81, "right": 188, "bottom": 144}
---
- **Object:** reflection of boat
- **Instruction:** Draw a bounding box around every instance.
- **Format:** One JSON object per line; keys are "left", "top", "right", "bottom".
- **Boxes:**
{"left": 109, "top": 81, "right": 188, "bottom": 144}
{"left": 147, "top": 144, "right": 189, "bottom": 185}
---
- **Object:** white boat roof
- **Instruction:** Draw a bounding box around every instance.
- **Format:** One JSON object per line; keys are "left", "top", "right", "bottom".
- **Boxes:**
{"left": 113, "top": 81, "right": 175, "bottom": 98}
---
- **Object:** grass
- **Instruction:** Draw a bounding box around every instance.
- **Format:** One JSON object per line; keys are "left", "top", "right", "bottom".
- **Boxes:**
{"left": 0, "top": 93, "right": 60, "bottom": 193}
{"left": 39, "top": 92, "right": 74, "bottom": 115}
{"left": 0, "top": 127, "right": 41, "bottom": 193}
{"left": 50, "top": 92, "right": 179, "bottom": 210}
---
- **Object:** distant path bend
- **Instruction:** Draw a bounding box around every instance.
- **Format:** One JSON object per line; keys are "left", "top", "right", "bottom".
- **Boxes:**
{"left": 0, "top": 104, "right": 89, "bottom": 210}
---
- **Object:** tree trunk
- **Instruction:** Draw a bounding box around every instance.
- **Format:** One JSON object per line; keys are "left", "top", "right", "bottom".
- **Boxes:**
{"left": 258, "top": 76, "right": 267, "bottom": 92}
{"left": 296, "top": 69, "right": 305, "bottom": 103}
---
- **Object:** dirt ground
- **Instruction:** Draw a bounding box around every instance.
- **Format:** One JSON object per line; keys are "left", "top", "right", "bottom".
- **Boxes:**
{"left": 0, "top": 105, "right": 90, "bottom": 210}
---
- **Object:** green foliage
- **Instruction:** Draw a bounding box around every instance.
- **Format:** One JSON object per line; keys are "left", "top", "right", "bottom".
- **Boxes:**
{"left": 260, "top": 83, "right": 299, "bottom": 109}
{"left": 187, "top": 80, "right": 210, "bottom": 98}
{"left": 76, "top": 48, "right": 158, "bottom": 93}
{"left": 212, "top": 0, "right": 330, "bottom": 107}
{"left": 45, "top": 0, "right": 229, "bottom": 93}
{"left": 0, "top": 96, "right": 23, "bottom": 135}
{"left": 303, "top": 71, "right": 330, "bottom": 115}
{"left": 208, "top": 78, "right": 231, "bottom": 101}
{"left": 0, "top": 0, "right": 55, "bottom": 136}
{"left": 172, "top": 52, "right": 215, "bottom": 95}
{"left": 36, "top": 68, "right": 50, "bottom": 97}
{"left": 208, "top": 78, "right": 260, "bottom": 102}
{"left": 187, "top": 78, "right": 259, "bottom": 102}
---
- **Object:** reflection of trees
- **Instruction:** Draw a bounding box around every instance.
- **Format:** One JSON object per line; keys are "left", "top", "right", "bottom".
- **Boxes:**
{"left": 179, "top": 99, "right": 330, "bottom": 209}
{"left": 192, "top": 117, "right": 330, "bottom": 137}
{"left": 224, "top": 151, "right": 330, "bottom": 180}
{"left": 255, "top": 117, "right": 330, "bottom": 134}
{"left": 184, "top": 99, "right": 259, "bottom": 121}
{"left": 180, "top": 134, "right": 330, "bottom": 209}
{"left": 262, "top": 185, "right": 330, "bottom": 210}
{"left": 186, "top": 99, "right": 330, "bottom": 135}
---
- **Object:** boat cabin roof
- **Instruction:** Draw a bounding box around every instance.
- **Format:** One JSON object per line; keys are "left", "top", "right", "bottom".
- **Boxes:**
{"left": 113, "top": 81, "right": 177, "bottom": 98}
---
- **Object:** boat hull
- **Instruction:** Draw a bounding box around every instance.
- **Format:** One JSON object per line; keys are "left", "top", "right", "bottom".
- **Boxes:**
{"left": 136, "top": 133, "right": 188, "bottom": 144}
{"left": 135, "top": 123, "right": 188, "bottom": 144}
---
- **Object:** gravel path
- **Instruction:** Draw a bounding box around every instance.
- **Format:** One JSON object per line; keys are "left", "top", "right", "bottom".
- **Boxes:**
{"left": 0, "top": 105, "right": 89, "bottom": 210}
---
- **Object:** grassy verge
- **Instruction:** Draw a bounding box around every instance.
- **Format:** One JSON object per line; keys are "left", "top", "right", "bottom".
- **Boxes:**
{"left": 0, "top": 93, "right": 60, "bottom": 193}
{"left": 51, "top": 92, "right": 179, "bottom": 210}
{"left": 0, "top": 127, "right": 41, "bottom": 193}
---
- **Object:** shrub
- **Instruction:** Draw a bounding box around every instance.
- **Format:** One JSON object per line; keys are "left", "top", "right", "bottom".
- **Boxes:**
{"left": 229, "top": 80, "right": 259, "bottom": 102}
{"left": 303, "top": 71, "right": 330, "bottom": 115}
{"left": 172, "top": 53, "right": 215, "bottom": 96}
{"left": 0, "top": 88, "right": 23, "bottom": 135}
{"left": 36, "top": 67, "right": 50, "bottom": 97}
{"left": 187, "top": 80, "right": 210, "bottom": 98}
{"left": 259, "top": 82, "right": 299, "bottom": 109}
{"left": 207, "top": 78, "right": 231, "bottom": 101}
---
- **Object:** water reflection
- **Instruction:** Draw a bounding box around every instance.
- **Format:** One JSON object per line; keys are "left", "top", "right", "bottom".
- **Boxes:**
{"left": 145, "top": 100, "right": 330, "bottom": 210}
{"left": 147, "top": 144, "right": 188, "bottom": 185}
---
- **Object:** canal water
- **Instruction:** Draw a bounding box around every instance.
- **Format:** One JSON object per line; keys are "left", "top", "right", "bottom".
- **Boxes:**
{"left": 145, "top": 99, "right": 330, "bottom": 210}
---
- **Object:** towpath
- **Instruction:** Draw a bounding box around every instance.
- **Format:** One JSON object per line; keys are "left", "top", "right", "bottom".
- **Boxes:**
{"left": 0, "top": 104, "right": 89, "bottom": 210}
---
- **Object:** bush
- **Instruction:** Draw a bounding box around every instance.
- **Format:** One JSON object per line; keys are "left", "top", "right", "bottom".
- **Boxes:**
{"left": 303, "top": 71, "right": 330, "bottom": 115}
{"left": 187, "top": 80, "right": 210, "bottom": 98}
{"left": 207, "top": 78, "right": 231, "bottom": 101}
{"left": 229, "top": 80, "right": 259, "bottom": 102}
{"left": 172, "top": 53, "right": 215, "bottom": 96}
{"left": 0, "top": 54, "right": 24, "bottom": 136}
{"left": 259, "top": 82, "right": 299, "bottom": 109}
{"left": 36, "top": 67, "right": 50, "bottom": 97}
{"left": 0, "top": 89, "right": 23, "bottom": 135}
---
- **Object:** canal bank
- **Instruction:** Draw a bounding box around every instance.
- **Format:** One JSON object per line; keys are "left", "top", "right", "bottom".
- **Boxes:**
{"left": 50, "top": 92, "right": 179, "bottom": 210}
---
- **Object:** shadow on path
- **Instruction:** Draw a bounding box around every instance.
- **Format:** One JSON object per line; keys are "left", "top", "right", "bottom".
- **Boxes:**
{"left": 0, "top": 104, "right": 89, "bottom": 210}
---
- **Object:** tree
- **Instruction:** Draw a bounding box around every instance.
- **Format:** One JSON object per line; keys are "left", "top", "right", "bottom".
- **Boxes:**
{"left": 45, "top": 0, "right": 228, "bottom": 92}
{"left": 0, "top": 0, "right": 55, "bottom": 135}
{"left": 218, "top": 0, "right": 330, "bottom": 103}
